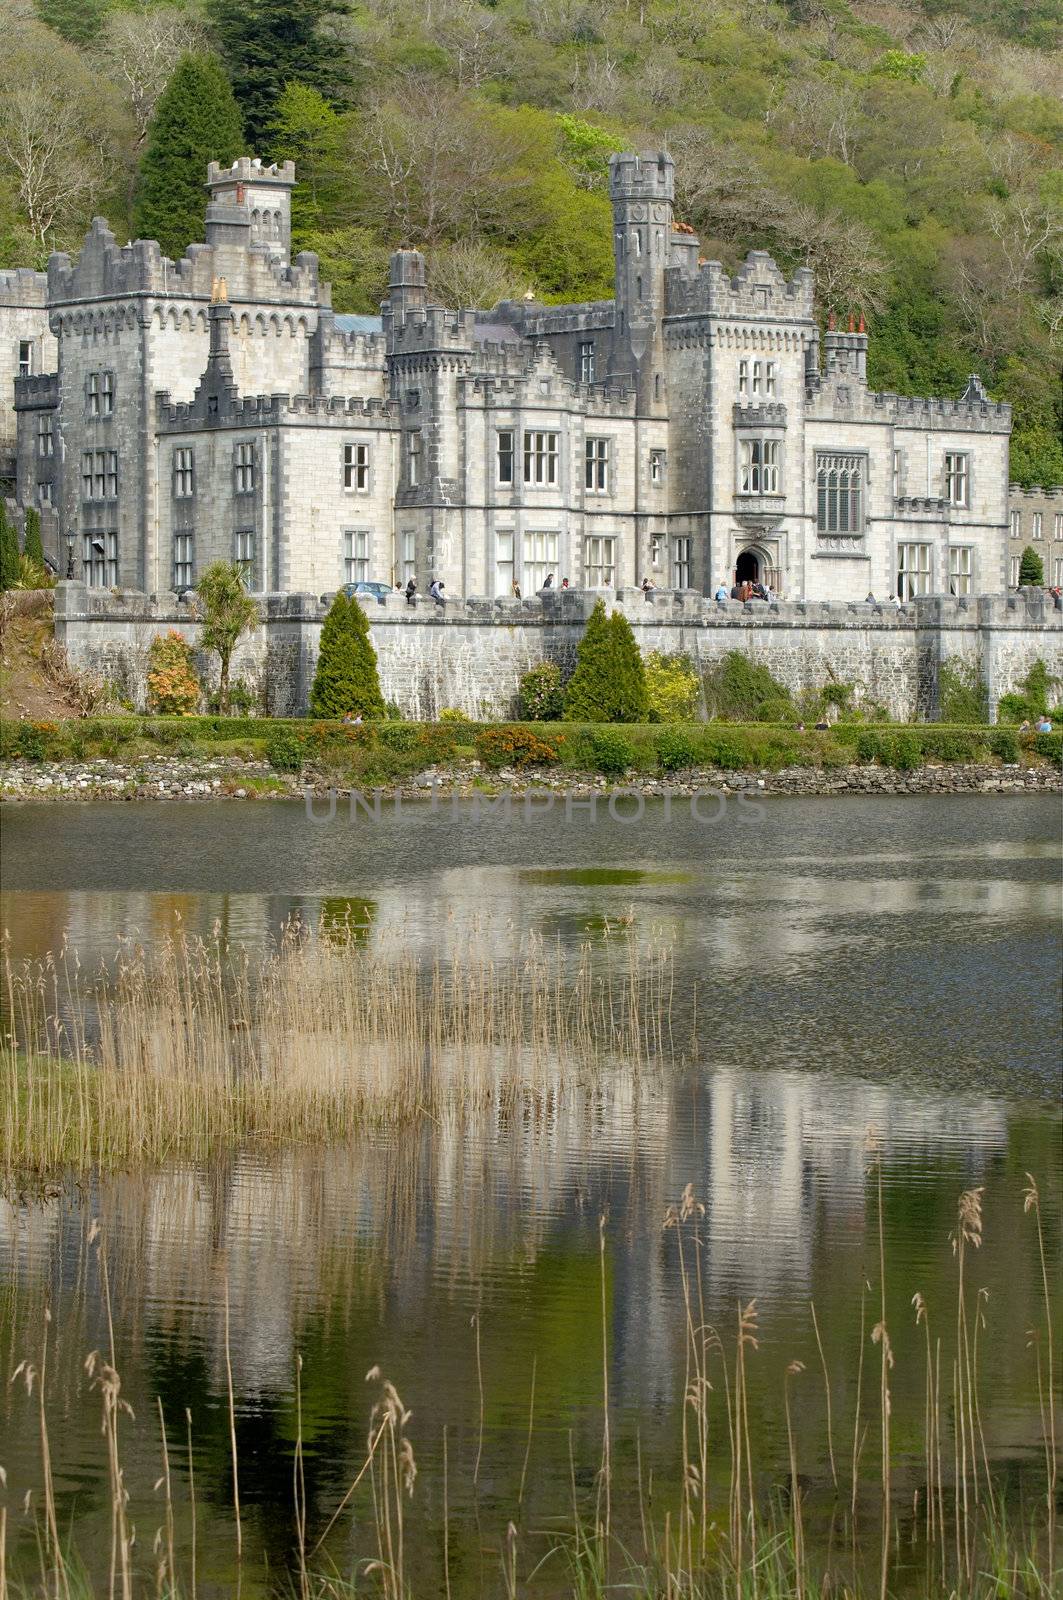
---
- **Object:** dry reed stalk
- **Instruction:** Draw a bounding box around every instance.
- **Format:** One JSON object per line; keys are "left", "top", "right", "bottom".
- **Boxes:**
{"left": 294, "top": 1353, "right": 308, "bottom": 1599}
{"left": 518, "top": 1356, "right": 536, "bottom": 1511}
{"left": 1024, "top": 1173, "right": 1057, "bottom": 1576}
{"left": 809, "top": 1300, "right": 838, "bottom": 1493}
{"left": 784, "top": 1361, "right": 805, "bottom": 1600}
{"left": 912, "top": 1293, "right": 935, "bottom": 1556}
{"left": 442, "top": 1425, "right": 451, "bottom": 1600}
{"left": 472, "top": 1313, "right": 484, "bottom": 1492}
{"left": 222, "top": 1270, "right": 242, "bottom": 1564}
{"left": 597, "top": 1211, "right": 611, "bottom": 1551}
{"left": 11, "top": 1309, "right": 69, "bottom": 1600}
{"left": 0, "top": 1503, "right": 6, "bottom": 1600}
{"left": 185, "top": 1408, "right": 197, "bottom": 1600}
{"left": 84, "top": 1350, "right": 133, "bottom": 1600}
{"left": 154, "top": 1397, "right": 175, "bottom": 1597}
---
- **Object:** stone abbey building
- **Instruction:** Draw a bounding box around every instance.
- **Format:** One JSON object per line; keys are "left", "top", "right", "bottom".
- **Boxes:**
{"left": 2, "top": 151, "right": 1013, "bottom": 603}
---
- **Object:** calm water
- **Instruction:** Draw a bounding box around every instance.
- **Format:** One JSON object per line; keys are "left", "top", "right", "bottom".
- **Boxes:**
{"left": 0, "top": 795, "right": 1060, "bottom": 1594}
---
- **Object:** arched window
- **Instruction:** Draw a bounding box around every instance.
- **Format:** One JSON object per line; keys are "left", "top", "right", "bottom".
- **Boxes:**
{"left": 816, "top": 453, "right": 865, "bottom": 533}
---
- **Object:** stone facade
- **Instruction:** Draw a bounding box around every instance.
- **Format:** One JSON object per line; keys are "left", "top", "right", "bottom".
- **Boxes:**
{"left": 4, "top": 152, "right": 1013, "bottom": 606}
{"left": 54, "top": 582, "right": 1062, "bottom": 724}
{"left": 1008, "top": 483, "right": 1063, "bottom": 589}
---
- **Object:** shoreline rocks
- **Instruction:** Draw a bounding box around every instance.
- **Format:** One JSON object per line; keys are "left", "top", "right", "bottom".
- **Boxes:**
{"left": 0, "top": 754, "right": 1058, "bottom": 803}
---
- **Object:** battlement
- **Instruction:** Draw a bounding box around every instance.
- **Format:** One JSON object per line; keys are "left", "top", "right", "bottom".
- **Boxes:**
{"left": 804, "top": 383, "right": 1012, "bottom": 432}
{"left": 206, "top": 157, "right": 295, "bottom": 190}
{"left": 47, "top": 217, "right": 321, "bottom": 309}
{"left": 665, "top": 250, "right": 816, "bottom": 322}
{"left": 609, "top": 150, "right": 674, "bottom": 202}
{"left": 13, "top": 373, "right": 58, "bottom": 411}
{"left": 733, "top": 401, "right": 787, "bottom": 428}
{"left": 384, "top": 302, "right": 477, "bottom": 353}
{"left": 1009, "top": 482, "right": 1063, "bottom": 502}
{"left": 155, "top": 387, "right": 393, "bottom": 430}
{"left": 0, "top": 268, "right": 48, "bottom": 307}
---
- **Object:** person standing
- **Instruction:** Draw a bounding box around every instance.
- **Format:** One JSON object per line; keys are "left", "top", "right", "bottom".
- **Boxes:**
{"left": 405, "top": 576, "right": 417, "bottom": 605}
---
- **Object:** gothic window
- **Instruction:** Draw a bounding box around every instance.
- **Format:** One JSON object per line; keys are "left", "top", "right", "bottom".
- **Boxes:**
{"left": 37, "top": 482, "right": 51, "bottom": 506}
{"left": 897, "top": 542, "right": 931, "bottom": 600}
{"left": 948, "top": 546, "right": 973, "bottom": 595}
{"left": 1032, "top": 512, "right": 1043, "bottom": 540}
{"left": 234, "top": 442, "right": 256, "bottom": 495}
{"left": 37, "top": 415, "right": 53, "bottom": 458}
{"left": 406, "top": 431, "right": 422, "bottom": 488}
{"left": 86, "top": 373, "right": 100, "bottom": 418}
{"left": 81, "top": 451, "right": 93, "bottom": 501}
{"left": 101, "top": 372, "right": 115, "bottom": 416}
{"left": 1055, "top": 514, "right": 1063, "bottom": 539}
{"left": 522, "top": 530, "right": 558, "bottom": 591}
{"left": 816, "top": 453, "right": 864, "bottom": 532}
{"left": 1009, "top": 554, "right": 1020, "bottom": 587}
{"left": 740, "top": 438, "right": 781, "bottom": 495}
{"left": 93, "top": 451, "right": 106, "bottom": 500}
{"left": 496, "top": 430, "right": 514, "bottom": 485}
{"left": 173, "top": 532, "right": 194, "bottom": 592}
{"left": 583, "top": 535, "right": 616, "bottom": 589}
{"left": 17, "top": 340, "right": 32, "bottom": 379}
{"left": 1054, "top": 557, "right": 1063, "bottom": 586}
{"left": 585, "top": 437, "right": 609, "bottom": 494}
{"left": 523, "top": 431, "right": 558, "bottom": 486}
{"left": 235, "top": 529, "right": 255, "bottom": 588}
{"left": 650, "top": 449, "right": 665, "bottom": 485}
{"left": 738, "top": 359, "right": 749, "bottom": 396}
{"left": 578, "top": 341, "right": 596, "bottom": 384}
{"left": 650, "top": 532, "right": 663, "bottom": 567}
{"left": 342, "top": 442, "right": 369, "bottom": 492}
{"left": 401, "top": 530, "right": 415, "bottom": 583}
{"left": 83, "top": 531, "right": 117, "bottom": 589}
{"left": 173, "top": 448, "right": 194, "bottom": 498}
{"left": 944, "top": 452, "right": 969, "bottom": 507}
{"left": 344, "top": 529, "right": 370, "bottom": 585}
{"left": 1010, "top": 509, "right": 1021, "bottom": 538}
{"left": 105, "top": 451, "right": 118, "bottom": 500}
{"left": 892, "top": 449, "right": 903, "bottom": 499}
{"left": 672, "top": 536, "right": 691, "bottom": 589}
{"left": 764, "top": 361, "right": 777, "bottom": 397}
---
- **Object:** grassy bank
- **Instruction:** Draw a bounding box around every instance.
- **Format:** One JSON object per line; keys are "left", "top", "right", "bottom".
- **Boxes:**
{"left": 2, "top": 714, "right": 1060, "bottom": 785}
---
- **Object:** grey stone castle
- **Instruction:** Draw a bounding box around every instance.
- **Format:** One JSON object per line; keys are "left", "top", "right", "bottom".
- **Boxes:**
{"left": 2, "top": 151, "right": 1014, "bottom": 604}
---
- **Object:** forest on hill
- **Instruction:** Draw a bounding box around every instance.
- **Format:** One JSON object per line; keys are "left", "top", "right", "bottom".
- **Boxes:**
{"left": 1, "top": 0, "right": 1060, "bottom": 482}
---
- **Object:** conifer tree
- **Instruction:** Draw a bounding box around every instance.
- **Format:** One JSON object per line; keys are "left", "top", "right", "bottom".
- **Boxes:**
{"left": 208, "top": 0, "right": 352, "bottom": 150}
{"left": 0, "top": 505, "right": 21, "bottom": 590}
{"left": 134, "top": 54, "right": 244, "bottom": 260}
{"left": 309, "top": 591, "right": 385, "bottom": 718}
{"left": 563, "top": 598, "right": 649, "bottom": 723}
{"left": 23, "top": 507, "right": 44, "bottom": 568}
{"left": 1018, "top": 545, "right": 1044, "bottom": 587}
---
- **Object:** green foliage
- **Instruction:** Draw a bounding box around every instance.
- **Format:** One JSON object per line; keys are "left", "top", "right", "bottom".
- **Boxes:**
{"left": 1018, "top": 546, "right": 1045, "bottom": 587}
{"left": 146, "top": 632, "right": 200, "bottom": 715}
{"left": 33, "top": 0, "right": 106, "bottom": 45}
{"left": 15, "top": 720, "right": 52, "bottom": 760}
{"left": 0, "top": 506, "right": 19, "bottom": 590}
{"left": 875, "top": 50, "right": 927, "bottom": 83}
{"left": 134, "top": 55, "right": 244, "bottom": 261}
{"left": 997, "top": 658, "right": 1060, "bottom": 722}
{"left": 22, "top": 508, "right": 44, "bottom": 567}
{"left": 644, "top": 652, "right": 700, "bottom": 723}
{"left": 938, "top": 660, "right": 988, "bottom": 724}
{"left": 265, "top": 729, "right": 305, "bottom": 772}
{"left": 990, "top": 728, "right": 1020, "bottom": 762}
{"left": 655, "top": 728, "right": 699, "bottom": 772}
{"left": 209, "top": 0, "right": 353, "bottom": 149}
{"left": 196, "top": 562, "right": 259, "bottom": 716}
{"left": 583, "top": 727, "right": 635, "bottom": 777}
{"left": 887, "top": 731, "right": 921, "bottom": 771}
{"left": 704, "top": 652, "right": 793, "bottom": 722}
{"left": 309, "top": 592, "right": 385, "bottom": 719}
{"left": 563, "top": 600, "right": 648, "bottom": 723}
{"left": 518, "top": 661, "right": 565, "bottom": 721}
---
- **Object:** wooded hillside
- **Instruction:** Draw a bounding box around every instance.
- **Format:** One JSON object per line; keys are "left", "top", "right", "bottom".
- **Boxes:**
{"left": 2, "top": 0, "right": 1060, "bottom": 483}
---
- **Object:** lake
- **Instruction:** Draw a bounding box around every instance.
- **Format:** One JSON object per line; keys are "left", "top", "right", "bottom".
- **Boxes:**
{"left": 1, "top": 794, "right": 1060, "bottom": 1596}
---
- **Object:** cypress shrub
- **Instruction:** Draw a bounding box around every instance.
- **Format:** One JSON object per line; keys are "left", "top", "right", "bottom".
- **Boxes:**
{"left": 134, "top": 54, "right": 244, "bottom": 260}
{"left": 23, "top": 508, "right": 45, "bottom": 567}
{"left": 1018, "top": 545, "right": 1044, "bottom": 586}
{"left": 309, "top": 592, "right": 385, "bottom": 719}
{"left": 563, "top": 599, "right": 648, "bottom": 722}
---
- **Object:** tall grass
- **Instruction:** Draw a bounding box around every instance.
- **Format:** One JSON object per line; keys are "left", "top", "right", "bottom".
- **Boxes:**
{"left": 0, "top": 1176, "right": 1057, "bottom": 1600}
{"left": 2, "top": 925, "right": 675, "bottom": 1180}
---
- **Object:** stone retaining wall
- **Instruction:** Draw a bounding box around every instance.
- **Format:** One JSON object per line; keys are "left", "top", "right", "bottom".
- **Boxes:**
{"left": 52, "top": 583, "right": 1063, "bottom": 723}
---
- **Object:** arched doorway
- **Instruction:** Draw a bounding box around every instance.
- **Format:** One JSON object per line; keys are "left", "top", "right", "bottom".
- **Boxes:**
{"left": 735, "top": 549, "right": 760, "bottom": 585}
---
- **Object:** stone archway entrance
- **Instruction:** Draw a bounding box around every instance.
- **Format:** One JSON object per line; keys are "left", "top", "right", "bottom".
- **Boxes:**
{"left": 735, "top": 549, "right": 760, "bottom": 585}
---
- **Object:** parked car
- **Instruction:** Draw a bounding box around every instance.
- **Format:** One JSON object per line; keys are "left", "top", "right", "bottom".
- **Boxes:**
{"left": 341, "top": 580, "right": 393, "bottom": 604}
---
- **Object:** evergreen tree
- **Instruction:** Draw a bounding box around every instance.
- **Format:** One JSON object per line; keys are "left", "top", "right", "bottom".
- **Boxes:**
{"left": 134, "top": 54, "right": 244, "bottom": 260}
{"left": 208, "top": 0, "right": 352, "bottom": 151}
{"left": 1018, "top": 546, "right": 1044, "bottom": 587}
{"left": 309, "top": 591, "right": 385, "bottom": 718}
{"left": 563, "top": 599, "right": 648, "bottom": 723}
{"left": 34, "top": 0, "right": 107, "bottom": 46}
{"left": 23, "top": 507, "right": 44, "bottom": 567}
{"left": 0, "top": 506, "right": 20, "bottom": 590}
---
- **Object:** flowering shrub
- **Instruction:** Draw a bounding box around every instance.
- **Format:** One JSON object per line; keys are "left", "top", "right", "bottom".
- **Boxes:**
{"left": 475, "top": 725, "right": 564, "bottom": 769}
{"left": 146, "top": 632, "right": 199, "bottom": 714}
{"left": 518, "top": 662, "right": 564, "bottom": 721}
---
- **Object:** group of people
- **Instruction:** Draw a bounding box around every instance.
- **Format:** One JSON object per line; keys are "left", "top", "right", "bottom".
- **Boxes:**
{"left": 1019, "top": 716, "right": 1054, "bottom": 733}
{"left": 401, "top": 577, "right": 446, "bottom": 607}
{"left": 715, "top": 579, "right": 776, "bottom": 603}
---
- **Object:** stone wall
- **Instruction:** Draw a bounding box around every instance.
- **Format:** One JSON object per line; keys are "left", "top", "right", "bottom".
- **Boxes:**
{"left": 53, "top": 583, "right": 1063, "bottom": 723}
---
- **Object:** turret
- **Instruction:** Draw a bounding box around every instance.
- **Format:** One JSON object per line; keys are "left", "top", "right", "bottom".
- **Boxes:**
{"left": 822, "top": 310, "right": 868, "bottom": 383}
{"left": 205, "top": 158, "right": 296, "bottom": 265}
{"left": 386, "top": 250, "right": 427, "bottom": 318}
{"left": 608, "top": 151, "right": 673, "bottom": 412}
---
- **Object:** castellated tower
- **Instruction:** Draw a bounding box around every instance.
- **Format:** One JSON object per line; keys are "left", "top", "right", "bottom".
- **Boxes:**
{"left": 206, "top": 158, "right": 296, "bottom": 265}
{"left": 608, "top": 151, "right": 673, "bottom": 415}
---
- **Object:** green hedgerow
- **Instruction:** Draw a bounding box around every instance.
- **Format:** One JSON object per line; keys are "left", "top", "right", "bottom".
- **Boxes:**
{"left": 990, "top": 729, "right": 1020, "bottom": 763}
{"left": 887, "top": 731, "right": 920, "bottom": 771}
{"left": 265, "top": 730, "right": 305, "bottom": 772}
{"left": 564, "top": 600, "right": 648, "bottom": 723}
{"left": 518, "top": 661, "right": 565, "bottom": 721}
{"left": 655, "top": 728, "right": 700, "bottom": 772}
{"left": 309, "top": 592, "right": 385, "bottom": 719}
{"left": 586, "top": 727, "right": 635, "bottom": 776}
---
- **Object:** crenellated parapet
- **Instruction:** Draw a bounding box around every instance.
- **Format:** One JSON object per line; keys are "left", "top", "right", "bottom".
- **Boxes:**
{"left": 155, "top": 386, "right": 393, "bottom": 431}
{"left": 665, "top": 251, "right": 816, "bottom": 322}
{"left": 0, "top": 268, "right": 48, "bottom": 308}
{"left": 807, "top": 382, "right": 1011, "bottom": 432}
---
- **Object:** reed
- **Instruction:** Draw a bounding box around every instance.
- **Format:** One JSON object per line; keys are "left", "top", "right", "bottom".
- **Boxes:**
{"left": 2, "top": 926, "right": 675, "bottom": 1183}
